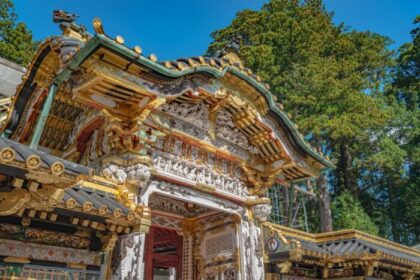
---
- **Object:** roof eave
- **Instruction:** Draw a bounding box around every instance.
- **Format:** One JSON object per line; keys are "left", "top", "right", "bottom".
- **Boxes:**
{"left": 55, "top": 34, "right": 335, "bottom": 171}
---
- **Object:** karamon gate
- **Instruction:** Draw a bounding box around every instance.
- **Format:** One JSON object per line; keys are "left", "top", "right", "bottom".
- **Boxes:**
{"left": 0, "top": 13, "right": 418, "bottom": 280}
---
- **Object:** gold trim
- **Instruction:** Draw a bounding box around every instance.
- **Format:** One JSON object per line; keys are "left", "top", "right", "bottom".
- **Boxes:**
{"left": 263, "top": 223, "right": 420, "bottom": 258}
{"left": 78, "top": 179, "right": 118, "bottom": 195}
{"left": 67, "top": 262, "right": 87, "bottom": 270}
{"left": 4, "top": 257, "right": 30, "bottom": 264}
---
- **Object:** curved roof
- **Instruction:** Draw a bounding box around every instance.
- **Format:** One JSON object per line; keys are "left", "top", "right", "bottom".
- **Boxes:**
{"left": 3, "top": 26, "right": 334, "bottom": 171}
{"left": 58, "top": 34, "right": 333, "bottom": 170}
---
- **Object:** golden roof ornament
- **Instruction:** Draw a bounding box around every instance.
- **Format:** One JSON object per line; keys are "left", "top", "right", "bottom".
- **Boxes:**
{"left": 115, "top": 35, "right": 125, "bottom": 44}
{"left": 215, "top": 34, "right": 244, "bottom": 65}
{"left": 149, "top": 54, "right": 158, "bottom": 62}
{"left": 134, "top": 46, "right": 142, "bottom": 55}
{"left": 53, "top": 10, "right": 89, "bottom": 41}
{"left": 92, "top": 18, "right": 104, "bottom": 34}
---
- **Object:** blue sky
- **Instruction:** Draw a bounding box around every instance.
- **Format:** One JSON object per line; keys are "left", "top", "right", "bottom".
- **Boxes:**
{"left": 14, "top": 0, "right": 419, "bottom": 61}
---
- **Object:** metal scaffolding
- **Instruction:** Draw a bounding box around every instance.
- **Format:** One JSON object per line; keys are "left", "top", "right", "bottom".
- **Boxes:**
{"left": 268, "top": 183, "right": 313, "bottom": 232}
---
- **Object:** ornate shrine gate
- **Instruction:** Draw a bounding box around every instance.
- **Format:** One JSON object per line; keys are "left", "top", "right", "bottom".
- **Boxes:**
{"left": 0, "top": 16, "right": 336, "bottom": 280}
{"left": 0, "top": 13, "right": 418, "bottom": 280}
{"left": 114, "top": 179, "right": 267, "bottom": 280}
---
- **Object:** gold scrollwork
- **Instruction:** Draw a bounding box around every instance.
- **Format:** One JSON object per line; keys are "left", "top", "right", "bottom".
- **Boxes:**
{"left": 0, "top": 188, "right": 31, "bottom": 216}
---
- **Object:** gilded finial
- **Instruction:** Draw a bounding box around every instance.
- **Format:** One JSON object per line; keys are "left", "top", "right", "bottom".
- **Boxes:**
{"left": 134, "top": 46, "right": 142, "bottom": 55}
{"left": 92, "top": 18, "right": 104, "bottom": 34}
{"left": 149, "top": 54, "right": 157, "bottom": 62}
{"left": 187, "top": 58, "right": 196, "bottom": 66}
{"left": 115, "top": 35, "right": 124, "bottom": 44}
{"left": 177, "top": 62, "right": 185, "bottom": 70}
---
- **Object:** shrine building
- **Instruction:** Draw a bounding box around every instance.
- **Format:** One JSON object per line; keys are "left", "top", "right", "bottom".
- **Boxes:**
{"left": 0, "top": 14, "right": 418, "bottom": 280}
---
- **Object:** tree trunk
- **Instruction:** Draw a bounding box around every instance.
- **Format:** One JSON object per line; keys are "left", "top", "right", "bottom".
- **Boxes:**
{"left": 340, "top": 140, "right": 356, "bottom": 195}
{"left": 387, "top": 179, "right": 401, "bottom": 242}
{"left": 318, "top": 174, "right": 333, "bottom": 232}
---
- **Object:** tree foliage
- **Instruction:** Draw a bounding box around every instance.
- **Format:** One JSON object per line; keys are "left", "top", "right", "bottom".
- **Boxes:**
{"left": 0, "top": 0, "right": 38, "bottom": 66}
{"left": 332, "top": 191, "right": 379, "bottom": 235}
{"left": 208, "top": 0, "right": 419, "bottom": 244}
{"left": 358, "top": 16, "right": 420, "bottom": 244}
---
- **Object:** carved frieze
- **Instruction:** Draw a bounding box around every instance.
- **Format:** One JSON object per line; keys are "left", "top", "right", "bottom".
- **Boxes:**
{"left": 161, "top": 101, "right": 210, "bottom": 131}
{"left": 152, "top": 150, "right": 248, "bottom": 197}
{"left": 158, "top": 101, "right": 256, "bottom": 159}
{"left": 153, "top": 181, "right": 243, "bottom": 214}
{"left": 101, "top": 161, "right": 151, "bottom": 190}
{"left": 216, "top": 109, "right": 257, "bottom": 154}
{"left": 149, "top": 194, "right": 209, "bottom": 218}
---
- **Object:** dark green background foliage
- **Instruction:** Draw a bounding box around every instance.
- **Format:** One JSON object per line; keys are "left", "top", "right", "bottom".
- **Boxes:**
{"left": 209, "top": 0, "right": 419, "bottom": 245}
{"left": 0, "top": 0, "right": 38, "bottom": 66}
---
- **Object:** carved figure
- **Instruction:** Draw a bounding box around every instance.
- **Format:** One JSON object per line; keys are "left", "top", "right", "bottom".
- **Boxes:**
{"left": 252, "top": 204, "right": 272, "bottom": 222}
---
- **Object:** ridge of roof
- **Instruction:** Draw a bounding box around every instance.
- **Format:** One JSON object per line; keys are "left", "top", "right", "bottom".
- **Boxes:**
{"left": 51, "top": 33, "right": 334, "bottom": 170}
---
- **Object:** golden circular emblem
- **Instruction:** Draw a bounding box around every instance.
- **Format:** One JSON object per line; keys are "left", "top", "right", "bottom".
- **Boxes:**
{"left": 26, "top": 155, "right": 41, "bottom": 169}
{"left": 0, "top": 148, "right": 15, "bottom": 162}
{"left": 51, "top": 162, "right": 65, "bottom": 175}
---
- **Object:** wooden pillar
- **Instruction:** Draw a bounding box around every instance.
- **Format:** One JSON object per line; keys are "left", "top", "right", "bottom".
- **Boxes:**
{"left": 144, "top": 226, "right": 155, "bottom": 280}
{"left": 177, "top": 235, "right": 183, "bottom": 280}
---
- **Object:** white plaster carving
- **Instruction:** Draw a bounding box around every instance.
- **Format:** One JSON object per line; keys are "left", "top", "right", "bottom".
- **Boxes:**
{"left": 241, "top": 213, "right": 265, "bottom": 280}
{"left": 161, "top": 101, "right": 210, "bottom": 131}
{"left": 157, "top": 104, "right": 253, "bottom": 159}
{"left": 113, "top": 233, "right": 145, "bottom": 280}
{"left": 126, "top": 163, "right": 151, "bottom": 187}
{"left": 252, "top": 204, "right": 272, "bottom": 222}
{"left": 152, "top": 150, "right": 248, "bottom": 197}
{"left": 102, "top": 163, "right": 151, "bottom": 187}
{"left": 140, "top": 180, "right": 243, "bottom": 215}
{"left": 149, "top": 194, "right": 208, "bottom": 217}
{"left": 102, "top": 164, "right": 127, "bottom": 185}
